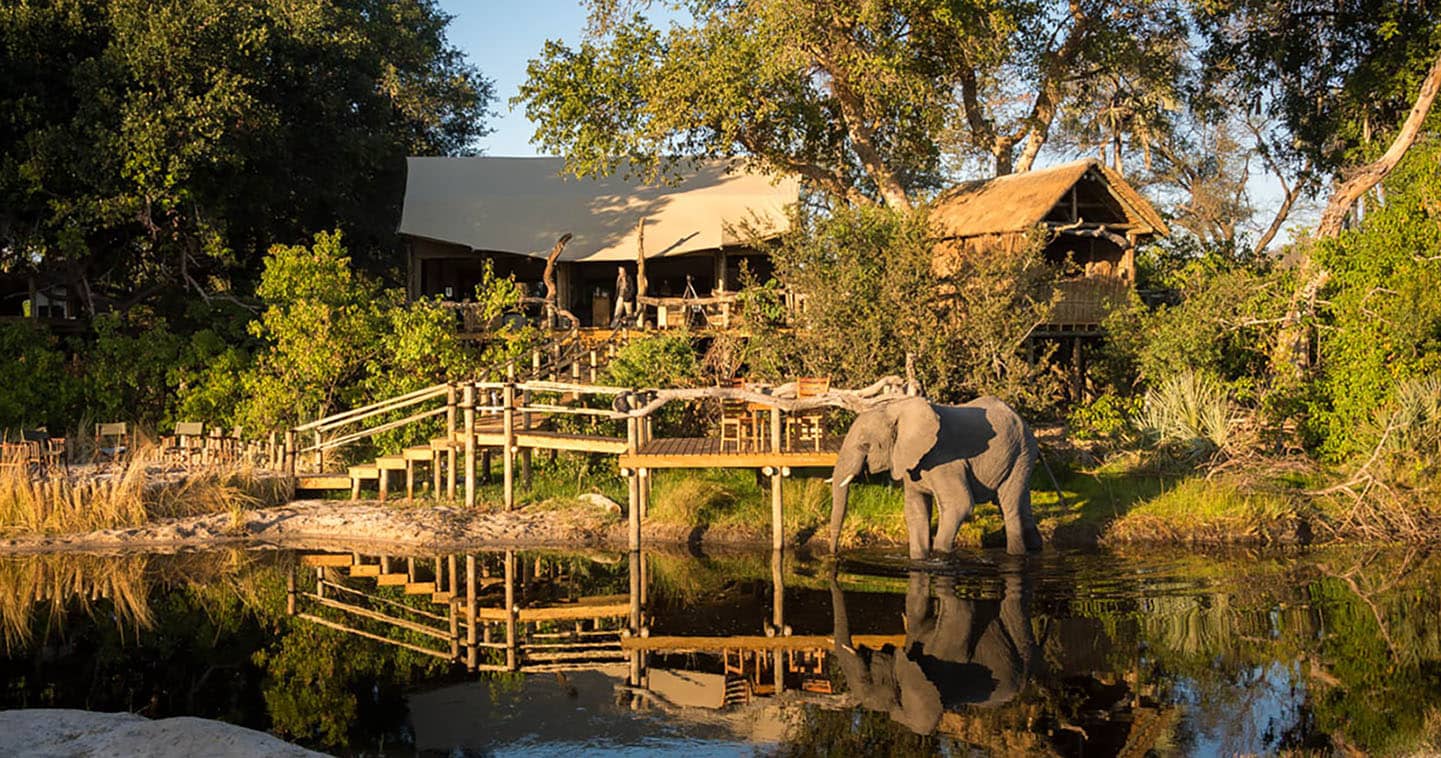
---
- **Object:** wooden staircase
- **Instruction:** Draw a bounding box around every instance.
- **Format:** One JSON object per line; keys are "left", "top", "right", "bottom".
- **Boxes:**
{"left": 295, "top": 328, "right": 630, "bottom": 500}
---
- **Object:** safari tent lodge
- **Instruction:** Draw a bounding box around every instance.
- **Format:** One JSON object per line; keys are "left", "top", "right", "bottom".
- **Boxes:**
{"left": 398, "top": 157, "right": 800, "bottom": 332}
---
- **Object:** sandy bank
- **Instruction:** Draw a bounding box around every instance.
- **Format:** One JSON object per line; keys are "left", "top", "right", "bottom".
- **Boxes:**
{"left": 0, "top": 709, "right": 322, "bottom": 757}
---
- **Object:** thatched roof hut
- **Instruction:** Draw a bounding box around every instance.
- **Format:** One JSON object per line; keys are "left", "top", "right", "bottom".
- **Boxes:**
{"left": 929, "top": 159, "right": 1168, "bottom": 327}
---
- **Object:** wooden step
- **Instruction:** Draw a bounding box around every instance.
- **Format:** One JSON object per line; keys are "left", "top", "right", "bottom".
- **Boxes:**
{"left": 431, "top": 592, "right": 454, "bottom": 603}
{"left": 403, "top": 446, "right": 433, "bottom": 461}
{"left": 349, "top": 465, "right": 379, "bottom": 479}
{"left": 348, "top": 564, "right": 381, "bottom": 577}
{"left": 375, "top": 455, "right": 407, "bottom": 470}
{"left": 296, "top": 474, "right": 352, "bottom": 491}
{"left": 375, "top": 573, "right": 409, "bottom": 586}
{"left": 404, "top": 582, "right": 436, "bottom": 595}
{"left": 300, "top": 554, "right": 353, "bottom": 567}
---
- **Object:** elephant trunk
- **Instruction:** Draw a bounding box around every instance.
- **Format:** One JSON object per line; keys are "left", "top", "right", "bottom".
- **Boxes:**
{"left": 829, "top": 442, "right": 865, "bottom": 554}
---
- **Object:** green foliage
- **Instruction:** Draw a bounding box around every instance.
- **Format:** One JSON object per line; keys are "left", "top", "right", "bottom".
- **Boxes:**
{"left": 0, "top": 322, "right": 75, "bottom": 431}
{"left": 755, "top": 204, "right": 1058, "bottom": 410}
{"left": 79, "top": 312, "right": 187, "bottom": 427}
{"left": 604, "top": 333, "right": 700, "bottom": 389}
{"left": 1310, "top": 145, "right": 1441, "bottom": 458}
{"left": 0, "top": 0, "right": 493, "bottom": 309}
{"left": 1067, "top": 393, "right": 1140, "bottom": 442}
{"left": 518, "top": 0, "right": 1188, "bottom": 203}
{"left": 1134, "top": 370, "right": 1235, "bottom": 456}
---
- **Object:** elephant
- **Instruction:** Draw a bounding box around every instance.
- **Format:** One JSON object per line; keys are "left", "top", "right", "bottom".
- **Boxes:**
{"left": 830, "top": 564, "right": 1037, "bottom": 735}
{"left": 829, "top": 395, "right": 1043, "bottom": 558}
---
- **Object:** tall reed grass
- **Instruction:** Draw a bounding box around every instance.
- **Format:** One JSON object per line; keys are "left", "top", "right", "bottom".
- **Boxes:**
{"left": 0, "top": 444, "right": 293, "bottom": 536}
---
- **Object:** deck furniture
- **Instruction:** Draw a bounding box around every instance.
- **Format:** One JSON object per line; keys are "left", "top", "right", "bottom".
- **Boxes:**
{"left": 718, "top": 380, "right": 767, "bottom": 452}
{"left": 162, "top": 422, "right": 205, "bottom": 464}
{"left": 94, "top": 422, "right": 129, "bottom": 462}
{"left": 785, "top": 377, "right": 831, "bottom": 451}
{"left": 21, "top": 430, "right": 65, "bottom": 473}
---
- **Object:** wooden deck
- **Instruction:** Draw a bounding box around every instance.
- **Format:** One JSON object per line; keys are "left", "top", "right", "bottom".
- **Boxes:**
{"left": 618, "top": 436, "right": 840, "bottom": 469}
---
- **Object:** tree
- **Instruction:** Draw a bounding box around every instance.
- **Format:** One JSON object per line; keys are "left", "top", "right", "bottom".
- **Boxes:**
{"left": 518, "top": 0, "right": 1191, "bottom": 208}
{"left": 0, "top": 0, "right": 493, "bottom": 315}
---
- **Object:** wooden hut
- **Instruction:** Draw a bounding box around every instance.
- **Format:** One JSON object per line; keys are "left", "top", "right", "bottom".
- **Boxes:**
{"left": 929, "top": 159, "right": 1168, "bottom": 400}
{"left": 398, "top": 157, "right": 800, "bottom": 330}
{"left": 930, "top": 157, "right": 1168, "bottom": 330}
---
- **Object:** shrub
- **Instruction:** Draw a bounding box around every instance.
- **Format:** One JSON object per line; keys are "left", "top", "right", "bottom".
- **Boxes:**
{"left": 1068, "top": 393, "right": 1140, "bottom": 442}
{"left": 0, "top": 322, "right": 75, "bottom": 430}
{"left": 1135, "top": 370, "right": 1235, "bottom": 456}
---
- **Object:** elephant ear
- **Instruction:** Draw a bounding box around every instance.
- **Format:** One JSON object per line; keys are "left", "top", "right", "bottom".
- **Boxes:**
{"left": 889, "top": 397, "right": 940, "bottom": 481}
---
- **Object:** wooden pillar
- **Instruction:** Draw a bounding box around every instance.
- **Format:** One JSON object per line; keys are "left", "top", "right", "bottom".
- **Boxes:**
{"left": 463, "top": 383, "right": 476, "bottom": 508}
{"left": 770, "top": 407, "right": 784, "bottom": 550}
{"left": 503, "top": 377, "right": 516, "bottom": 510}
{"left": 284, "top": 429, "right": 296, "bottom": 476}
{"left": 626, "top": 416, "right": 640, "bottom": 552}
{"left": 588, "top": 349, "right": 598, "bottom": 383}
{"left": 446, "top": 384, "right": 457, "bottom": 499}
{"left": 504, "top": 550, "right": 518, "bottom": 671}
{"left": 286, "top": 566, "right": 296, "bottom": 616}
{"left": 465, "top": 554, "right": 478, "bottom": 670}
{"left": 772, "top": 549, "right": 785, "bottom": 693}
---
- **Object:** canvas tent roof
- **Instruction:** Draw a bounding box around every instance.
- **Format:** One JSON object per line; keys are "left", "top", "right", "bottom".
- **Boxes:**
{"left": 929, "top": 158, "right": 1168, "bottom": 239}
{"left": 399, "top": 157, "right": 801, "bottom": 262}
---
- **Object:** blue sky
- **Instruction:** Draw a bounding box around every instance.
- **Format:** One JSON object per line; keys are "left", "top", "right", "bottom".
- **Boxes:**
{"left": 438, "top": 1, "right": 603, "bottom": 156}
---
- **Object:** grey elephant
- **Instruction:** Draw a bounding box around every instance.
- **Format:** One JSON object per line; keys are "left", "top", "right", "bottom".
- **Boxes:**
{"left": 830, "top": 566, "right": 1036, "bottom": 735}
{"left": 830, "top": 395, "right": 1042, "bottom": 558}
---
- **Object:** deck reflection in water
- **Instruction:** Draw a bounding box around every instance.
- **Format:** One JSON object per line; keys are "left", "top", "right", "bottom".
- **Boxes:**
{"left": 3, "top": 546, "right": 1441, "bottom": 755}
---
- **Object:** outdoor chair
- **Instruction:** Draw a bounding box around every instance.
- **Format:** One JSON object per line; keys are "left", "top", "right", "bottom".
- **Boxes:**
{"left": 0, "top": 440, "right": 33, "bottom": 474}
{"left": 21, "top": 429, "right": 65, "bottom": 473}
{"left": 718, "top": 380, "right": 765, "bottom": 452}
{"left": 161, "top": 422, "right": 205, "bottom": 465}
{"left": 786, "top": 377, "right": 831, "bottom": 452}
{"left": 94, "top": 422, "right": 129, "bottom": 462}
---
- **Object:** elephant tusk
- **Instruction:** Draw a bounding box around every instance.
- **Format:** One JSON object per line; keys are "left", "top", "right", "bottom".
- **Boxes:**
{"left": 826, "top": 474, "right": 854, "bottom": 488}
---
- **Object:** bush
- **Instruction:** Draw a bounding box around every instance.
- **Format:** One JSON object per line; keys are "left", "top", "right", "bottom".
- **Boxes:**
{"left": 1134, "top": 370, "right": 1235, "bottom": 456}
{"left": 1068, "top": 393, "right": 1139, "bottom": 442}
{"left": 0, "top": 322, "right": 75, "bottom": 431}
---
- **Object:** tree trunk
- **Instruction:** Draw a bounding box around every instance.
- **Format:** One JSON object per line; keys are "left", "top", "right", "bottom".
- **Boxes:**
{"left": 1273, "top": 49, "right": 1441, "bottom": 380}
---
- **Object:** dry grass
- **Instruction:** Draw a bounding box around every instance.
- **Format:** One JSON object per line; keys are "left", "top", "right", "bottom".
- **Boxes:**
{"left": 0, "top": 444, "right": 292, "bottom": 536}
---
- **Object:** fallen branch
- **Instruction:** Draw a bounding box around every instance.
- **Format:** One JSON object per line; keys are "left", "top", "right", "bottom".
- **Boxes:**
{"left": 613, "top": 375, "right": 908, "bottom": 418}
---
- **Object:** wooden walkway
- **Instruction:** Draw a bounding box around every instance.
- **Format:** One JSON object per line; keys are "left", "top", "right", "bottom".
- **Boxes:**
{"left": 619, "top": 436, "right": 839, "bottom": 469}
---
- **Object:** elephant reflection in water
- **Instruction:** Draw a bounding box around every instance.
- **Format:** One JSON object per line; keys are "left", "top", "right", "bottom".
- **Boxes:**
{"left": 831, "top": 564, "right": 1036, "bottom": 735}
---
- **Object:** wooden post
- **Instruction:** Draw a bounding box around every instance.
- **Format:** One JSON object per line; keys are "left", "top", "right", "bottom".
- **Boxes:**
{"left": 284, "top": 429, "right": 296, "bottom": 476}
{"left": 639, "top": 415, "right": 652, "bottom": 517}
{"left": 463, "top": 383, "right": 476, "bottom": 508}
{"left": 504, "top": 550, "right": 518, "bottom": 671}
{"left": 771, "top": 407, "right": 784, "bottom": 551}
{"left": 588, "top": 349, "right": 598, "bottom": 383}
{"left": 772, "top": 548, "right": 785, "bottom": 693}
{"left": 626, "top": 417, "right": 640, "bottom": 552}
{"left": 503, "top": 376, "right": 516, "bottom": 510}
{"left": 268, "top": 431, "right": 278, "bottom": 469}
{"left": 628, "top": 550, "right": 643, "bottom": 687}
{"left": 446, "top": 384, "right": 457, "bottom": 499}
{"left": 286, "top": 566, "right": 296, "bottom": 616}
{"left": 466, "top": 554, "right": 478, "bottom": 670}
{"left": 520, "top": 389, "right": 532, "bottom": 491}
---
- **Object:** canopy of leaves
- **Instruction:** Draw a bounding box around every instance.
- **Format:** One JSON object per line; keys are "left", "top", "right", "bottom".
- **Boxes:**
{"left": 0, "top": 0, "right": 492, "bottom": 314}
{"left": 518, "top": 0, "right": 1190, "bottom": 207}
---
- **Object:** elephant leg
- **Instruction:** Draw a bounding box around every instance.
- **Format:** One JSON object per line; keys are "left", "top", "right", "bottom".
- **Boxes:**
{"left": 902, "top": 486, "right": 933, "bottom": 560}
{"left": 932, "top": 484, "right": 974, "bottom": 556}
{"left": 999, "top": 472, "right": 1043, "bottom": 554}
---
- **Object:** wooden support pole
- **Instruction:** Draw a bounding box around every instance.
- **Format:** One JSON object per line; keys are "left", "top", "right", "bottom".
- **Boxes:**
{"left": 466, "top": 554, "right": 478, "bottom": 670}
{"left": 504, "top": 550, "right": 518, "bottom": 671}
{"left": 626, "top": 417, "right": 640, "bottom": 552}
{"left": 503, "top": 379, "right": 516, "bottom": 510}
{"left": 446, "top": 384, "right": 457, "bottom": 499}
{"left": 771, "top": 407, "right": 785, "bottom": 550}
{"left": 463, "top": 383, "right": 476, "bottom": 508}
{"left": 286, "top": 567, "right": 296, "bottom": 616}
{"left": 283, "top": 429, "right": 296, "bottom": 476}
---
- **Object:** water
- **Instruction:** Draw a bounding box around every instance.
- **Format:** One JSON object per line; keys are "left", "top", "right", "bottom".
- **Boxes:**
{"left": 1, "top": 545, "right": 1438, "bottom": 756}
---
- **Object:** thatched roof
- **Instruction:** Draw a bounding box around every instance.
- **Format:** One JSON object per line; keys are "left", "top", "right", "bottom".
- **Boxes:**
{"left": 929, "top": 158, "right": 1168, "bottom": 239}
{"left": 399, "top": 157, "right": 800, "bottom": 262}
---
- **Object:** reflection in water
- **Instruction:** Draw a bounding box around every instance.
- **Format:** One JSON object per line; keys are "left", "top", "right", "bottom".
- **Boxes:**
{"left": 2, "top": 547, "right": 1441, "bottom": 755}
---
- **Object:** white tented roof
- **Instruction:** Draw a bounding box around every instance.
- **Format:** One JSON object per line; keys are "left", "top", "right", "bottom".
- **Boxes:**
{"left": 399, "top": 157, "right": 800, "bottom": 261}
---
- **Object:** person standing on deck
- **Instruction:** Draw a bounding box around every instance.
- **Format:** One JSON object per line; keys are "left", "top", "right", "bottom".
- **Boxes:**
{"left": 612, "top": 266, "right": 635, "bottom": 327}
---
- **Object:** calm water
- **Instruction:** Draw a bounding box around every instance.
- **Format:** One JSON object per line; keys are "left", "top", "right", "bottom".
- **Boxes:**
{"left": 1, "top": 544, "right": 1439, "bottom": 756}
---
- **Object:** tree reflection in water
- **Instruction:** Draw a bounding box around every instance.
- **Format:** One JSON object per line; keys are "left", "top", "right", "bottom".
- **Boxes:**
{"left": 0, "top": 547, "right": 1438, "bottom": 755}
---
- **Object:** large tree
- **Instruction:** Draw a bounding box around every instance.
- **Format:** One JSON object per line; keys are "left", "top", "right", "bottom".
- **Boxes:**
{"left": 0, "top": 0, "right": 492, "bottom": 315}
{"left": 518, "top": 0, "right": 1190, "bottom": 208}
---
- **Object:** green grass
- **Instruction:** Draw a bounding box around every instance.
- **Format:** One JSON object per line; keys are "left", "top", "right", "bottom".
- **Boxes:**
{"left": 1103, "top": 475, "right": 1303, "bottom": 544}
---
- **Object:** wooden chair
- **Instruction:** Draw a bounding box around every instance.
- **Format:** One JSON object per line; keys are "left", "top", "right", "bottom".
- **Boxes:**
{"left": 162, "top": 422, "right": 205, "bottom": 464}
{"left": 21, "top": 430, "right": 64, "bottom": 473}
{"left": 95, "top": 422, "right": 129, "bottom": 462}
{"left": 786, "top": 377, "right": 831, "bottom": 451}
{"left": 718, "top": 379, "right": 757, "bottom": 452}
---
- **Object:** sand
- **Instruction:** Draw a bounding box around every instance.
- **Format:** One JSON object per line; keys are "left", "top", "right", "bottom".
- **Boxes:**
{"left": 0, "top": 709, "right": 324, "bottom": 757}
